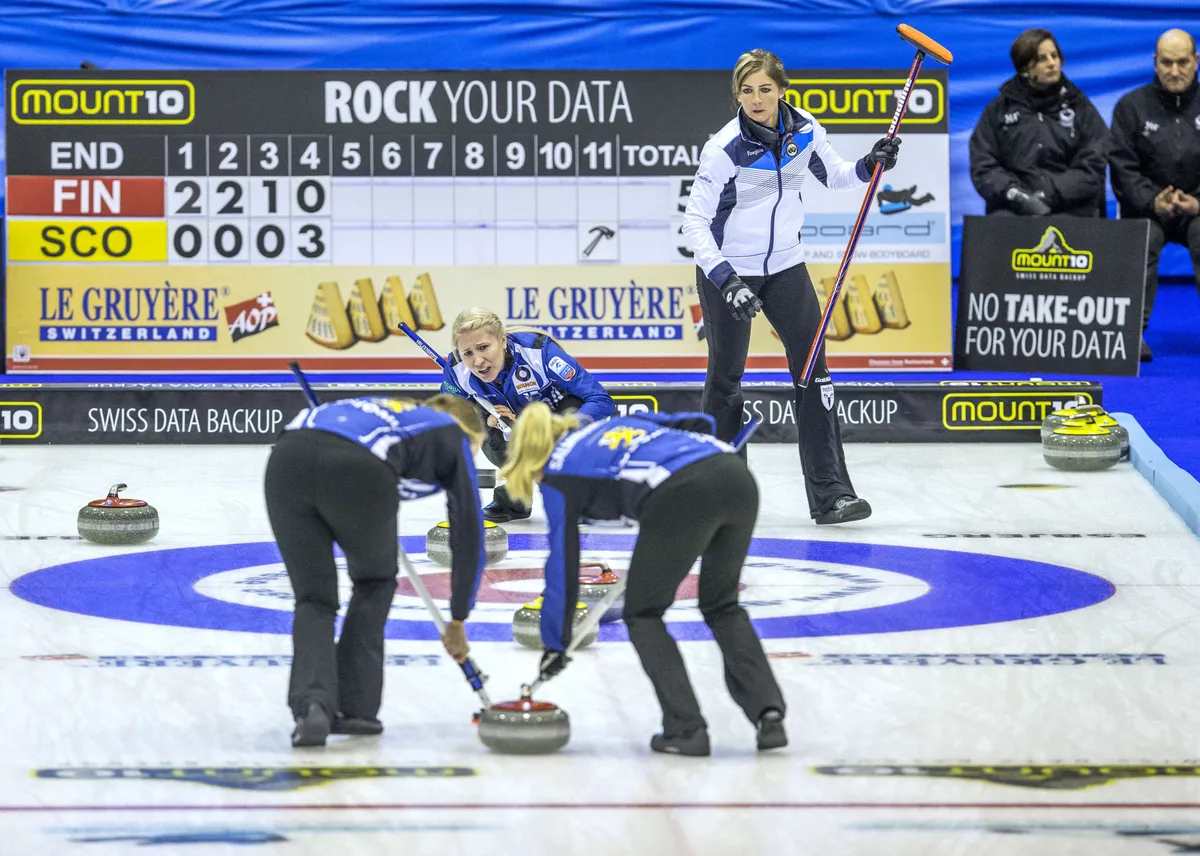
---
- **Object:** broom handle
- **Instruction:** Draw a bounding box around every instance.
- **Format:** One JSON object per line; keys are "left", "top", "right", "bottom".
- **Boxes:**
{"left": 397, "top": 545, "right": 492, "bottom": 708}
{"left": 797, "top": 48, "right": 928, "bottom": 387}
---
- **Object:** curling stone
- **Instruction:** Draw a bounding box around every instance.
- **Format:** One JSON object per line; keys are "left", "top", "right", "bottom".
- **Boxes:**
{"left": 511, "top": 596, "right": 596, "bottom": 650}
{"left": 1040, "top": 403, "right": 1105, "bottom": 442}
{"left": 477, "top": 688, "right": 570, "bottom": 754}
{"left": 577, "top": 562, "right": 625, "bottom": 624}
{"left": 1042, "top": 419, "right": 1121, "bottom": 472}
{"left": 477, "top": 468, "right": 497, "bottom": 489}
{"left": 1089, "top": 412, "right": 1129, "bottom": 460}
{"left": 426, "top": 520, "right": 507, "bottom": 567}
{"left": 77, "top": 483, "right": 159, "bottom": 545}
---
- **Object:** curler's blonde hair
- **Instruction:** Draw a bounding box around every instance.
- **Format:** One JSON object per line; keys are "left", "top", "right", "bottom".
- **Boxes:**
{"left": 451, "top": 307, "right": 505, "bottom": 354}
{"left": 424, "top": 392, "right": 487, "bottom": 448}
{"left": 732, "top": 49, "right": 788, "bottom": 99}
{"left": 499, "top": 402, "right": 579, "bottom": 505}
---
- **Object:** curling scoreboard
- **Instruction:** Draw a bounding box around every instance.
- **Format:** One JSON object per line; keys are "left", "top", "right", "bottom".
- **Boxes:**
{"left": 3, "top": 69, "right": 951, "bottom": 373}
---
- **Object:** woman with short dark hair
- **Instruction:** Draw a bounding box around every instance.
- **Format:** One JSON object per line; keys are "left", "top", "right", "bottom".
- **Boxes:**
{"left": 970, "top": 29, "right": 1108, "bottom": 217}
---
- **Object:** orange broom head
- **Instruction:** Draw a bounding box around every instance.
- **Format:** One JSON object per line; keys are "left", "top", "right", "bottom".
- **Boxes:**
{"left": 897, "top": 24, "right": 953, "bottom": 65}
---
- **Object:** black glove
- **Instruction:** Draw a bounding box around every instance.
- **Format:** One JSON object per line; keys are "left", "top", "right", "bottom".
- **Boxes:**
{"left": 720, "top": 274, "right": 762, "bottom": 322}
{"left": 1005, "top": 186, "right": 1052, "bottom": 216}
{"left": 539, "top": 649, "right": 571, "bottom": 682}
{"left": 864, "top": 137, "right": 901, "bottom": 172}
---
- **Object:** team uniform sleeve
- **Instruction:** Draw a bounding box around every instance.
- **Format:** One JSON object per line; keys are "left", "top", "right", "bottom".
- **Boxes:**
{"left": 1109, "top": 95, "right": 1158, "bottom": 218}
{"left": 543, "top": 340, "right": 614, "bottom": 425}
{"left": 440, "top": 361, "right": 469, "bottom": 397}
{"left": 681, "top": 139, "right": 740, "bottom": 288}
{"left": 1043, "top": 97, "right": 1108, "bottom": 210}
{"left": 807, "top": 114, "right": 871, "bottom": 190}
{"left": 969, "top": 100, "right": 1023, "bottom": 207}
{"left": 538, "top": 480, "right": 584, "bottom": 652}
{"left": 636, "top": 410, "right": 716, "bottom": 435}
{"left": 437, "top": 429, "right": 486, "bottom": 621}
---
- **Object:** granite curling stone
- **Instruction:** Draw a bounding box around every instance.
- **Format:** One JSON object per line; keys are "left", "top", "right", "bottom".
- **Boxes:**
{"left": 1040, "top": 403, "right": 1105, "bottom": 442}
{"left": 511, "top": 596, "right": 596, "bottom": 650}
{"left": 1088, "top": 412, "right": 1129, "bottom": 460}
{"left": 577, "top": 562, "right": 625, "bottom": 624}
{"left": 426, "top": 520, "right": 508, "bottom": 566}
{"left": 1042, "top": 419, "right": 1121, "bottom": 472}
{"left": 77, "top": 483, "right": 159, "bottom": 545}
{"left": 477, "top": 688, "right": 571, "bottom": 754}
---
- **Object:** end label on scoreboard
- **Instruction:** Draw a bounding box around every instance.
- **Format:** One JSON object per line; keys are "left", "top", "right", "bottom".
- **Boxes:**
{"left": 11, "top": 79, "right": 196, "bottom": 125}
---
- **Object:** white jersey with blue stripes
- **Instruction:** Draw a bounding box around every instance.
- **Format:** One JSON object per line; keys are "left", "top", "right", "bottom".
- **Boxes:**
{"left": 682, "top": 102, "right": 868, "bottom": 287}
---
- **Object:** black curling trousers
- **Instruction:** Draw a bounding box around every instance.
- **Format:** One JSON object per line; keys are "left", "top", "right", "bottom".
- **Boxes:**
{"left": 264, "top": 429, "right": 400, "bottom": 721}
{"left": 697, "top": 262, "right": 856, "bottom": 517}
{"left": 622, "top": 453, "right": 785, "bottom": 738}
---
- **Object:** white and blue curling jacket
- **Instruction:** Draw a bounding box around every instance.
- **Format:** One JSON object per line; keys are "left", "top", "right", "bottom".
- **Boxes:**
{"left": 284, "top": 397, "right": 485, "bottom": 621}
{"left": 682, "top": 102, "right": 870, "bottom": 288}
{"left": 440, "top": 331, "right": 615, "bottom": 428}
{"left": 538, "top": 412, "right": 735, "bottom": 651}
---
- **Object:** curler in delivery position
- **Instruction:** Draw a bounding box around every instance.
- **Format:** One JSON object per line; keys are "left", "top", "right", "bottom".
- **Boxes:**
{"left": 500, "top": 404, "right": 787, "bottom": 757}
{"left": 440, "top": 307, "right": 615, "bottom": 523}
{"left": 264, "top": 393, "right": 488, "bottom": 747}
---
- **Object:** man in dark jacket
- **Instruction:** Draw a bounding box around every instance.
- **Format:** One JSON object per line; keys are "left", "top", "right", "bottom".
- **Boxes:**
{"left": 1109, "top": 28, "right": 1200, "bottom": 362}
{"left": 970, "top": 29, "right": 1108, "bottom": 218}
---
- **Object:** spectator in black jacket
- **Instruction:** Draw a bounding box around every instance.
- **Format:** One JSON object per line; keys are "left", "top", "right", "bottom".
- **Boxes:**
{"left": 970, "top": 29, "right": 1108, "bottom": 218}
{"left": 1109, "top": 29, "right": 1200, "bottom": 362}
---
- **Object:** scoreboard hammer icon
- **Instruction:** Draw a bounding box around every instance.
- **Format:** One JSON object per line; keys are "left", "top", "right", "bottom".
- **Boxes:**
{"left": 582, "top": 225, "right": 615, "bottom": 257}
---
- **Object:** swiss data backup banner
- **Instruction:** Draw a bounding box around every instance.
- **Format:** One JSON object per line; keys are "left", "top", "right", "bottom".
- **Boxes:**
{"left": 0, "top": 381, "right": 1100, "bottom": 445}
{"left": 3, "top": 69, "right": 951, "bottom": 374}
{"left": 954, "top": 216, "right": 1149, "bottom": 376}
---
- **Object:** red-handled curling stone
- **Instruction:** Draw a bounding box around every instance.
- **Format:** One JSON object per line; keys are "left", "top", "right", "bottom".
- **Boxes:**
{"left": 476, "top": 687, "right": 570, "bottom": 754}
{"left": 77, "top": 483, "right": 159, "bottom": 545}
{"left": 478, "top": 573, "right": 628, "bottom": 754}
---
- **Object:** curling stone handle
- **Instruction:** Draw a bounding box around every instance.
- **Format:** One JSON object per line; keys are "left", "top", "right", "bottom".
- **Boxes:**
{"left": 107, "top": 483, "right": 127, "bottom": 498}
{"left": 397, "top": 542, "right": 492, "bottom": 707}
{"left": 527, "top": 572, "right": 628, "bottom": 698}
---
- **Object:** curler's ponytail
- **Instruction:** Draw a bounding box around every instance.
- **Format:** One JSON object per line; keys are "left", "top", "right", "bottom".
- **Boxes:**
{"left": 499, "top": 402, "right": 578, "bottom": 504}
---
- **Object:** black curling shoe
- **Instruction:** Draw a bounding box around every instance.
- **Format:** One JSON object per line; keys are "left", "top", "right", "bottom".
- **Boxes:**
{"left": 650, "top": 730, "right": 711, "bottom": 757}
{"left": 291, "top": 701, "right": 331, "bottom": 747}
{"left": 483, "top": 501, "right": 531, "bottom": 523}
{"left": 815, "top": 496, "right": 872, "bottom": 526}
{"left": 756, "top": 709, "right": 787, "bottom": 751}
{"left": 331, "top": 714, "right": 384, "bottom": 736}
